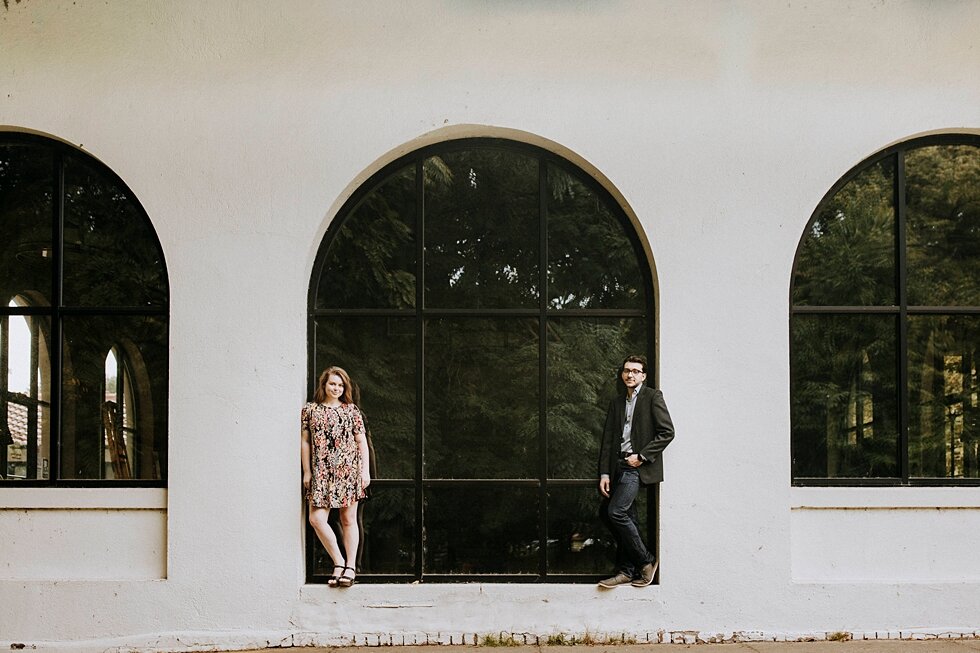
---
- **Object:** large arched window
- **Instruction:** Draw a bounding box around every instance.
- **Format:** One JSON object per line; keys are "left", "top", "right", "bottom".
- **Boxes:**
{"left": 309, "top": 138, "right": 656, "bottom": 582}
{"left": 0, "top": 133, "right": 168, "bottom": 484}
{"left": 791, "top": 135, "right": 979, "bottom": 484}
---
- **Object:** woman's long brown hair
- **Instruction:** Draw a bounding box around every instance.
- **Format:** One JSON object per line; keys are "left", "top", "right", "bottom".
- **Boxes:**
{"left": 313, "top": 366, "right": 357, "bottom": 405}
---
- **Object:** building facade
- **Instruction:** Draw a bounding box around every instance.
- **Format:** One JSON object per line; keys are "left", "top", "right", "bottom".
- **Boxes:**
{"left": 1, "top": 1, "right": 979, "bottom": 650}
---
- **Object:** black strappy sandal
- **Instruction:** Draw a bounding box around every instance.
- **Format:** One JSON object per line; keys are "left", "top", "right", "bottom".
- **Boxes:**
{"left": 327, "top": 565, "right": 344, "bottom": 587}
{"left": 337, "top": 566, "right": 356, "bottom": 587}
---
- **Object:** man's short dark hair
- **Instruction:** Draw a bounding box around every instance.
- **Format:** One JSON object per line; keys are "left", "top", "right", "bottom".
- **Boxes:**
{"left": 621, "top": 355, "right": 646, "bottom": 373}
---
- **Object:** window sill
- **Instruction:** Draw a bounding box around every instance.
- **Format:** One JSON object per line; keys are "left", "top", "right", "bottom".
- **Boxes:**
{"left": 790, "top": 486, "right": 980, "bottom": 510}
{"left": 0, "top": 487, "right": 167, "bottom": 510}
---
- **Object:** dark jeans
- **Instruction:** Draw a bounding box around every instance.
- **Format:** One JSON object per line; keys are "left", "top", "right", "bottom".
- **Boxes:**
{"left": 599, "top": 464, "right": 654, "bottom": 578}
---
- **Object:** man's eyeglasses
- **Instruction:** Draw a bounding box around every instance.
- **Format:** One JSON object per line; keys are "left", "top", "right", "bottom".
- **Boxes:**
{"left": 622, "top": 368, "right": 645, "bottom": 377}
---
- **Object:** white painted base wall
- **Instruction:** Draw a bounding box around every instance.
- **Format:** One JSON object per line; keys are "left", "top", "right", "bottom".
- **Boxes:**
{"left": 1, "top": 1, "right": 979, "bottom": 650}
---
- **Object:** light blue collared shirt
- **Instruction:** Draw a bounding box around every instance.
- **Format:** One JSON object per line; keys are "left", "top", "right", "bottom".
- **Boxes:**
{"left": 621, "top": 382, "right": 642, "bottom": 454}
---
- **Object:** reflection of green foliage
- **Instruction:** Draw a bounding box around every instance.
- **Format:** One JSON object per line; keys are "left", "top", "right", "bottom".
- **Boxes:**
{"left": 315, "top": 318, "right": 415, "bottom": 479}
{"left": 792, "top": 142, "right": 979, "bottom": 480}
{"left": 63, "top": 155, "right": 168, "bottom": 307}
{"left": 548, "top": 165, "right": 643, "bottom": 309}
{"left": 424, "top": 318, "right": 538, "bottom": 479}
{"left": 791, "top": 315, "right": 898, "bottom": 478}
{"left": 317, "top": 166, "right": 416, "bottom": 309}
{"left": 907, "top": 315, "right": 979, "bottom": 478}
{"left": 424, "top": 149, "right": 539, "bottom": 308}
{"left": 793, "top": 160, "right": 895, "bottom": 306}
{"left": 906, "top": 145, "right": 980, "bottom": 306}
{"left": 548, "top": 318, "right": 646, "bottom": 479}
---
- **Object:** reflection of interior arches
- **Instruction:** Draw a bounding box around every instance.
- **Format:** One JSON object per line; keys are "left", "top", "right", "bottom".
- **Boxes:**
{"left": 1, "top": 131, "right": 169, "bottom": 483}
{"left": 100, "top": 341, "right": 157, "bottom": 479}
{"left": 1, "top": 295, "right": 51, "bottom": 480}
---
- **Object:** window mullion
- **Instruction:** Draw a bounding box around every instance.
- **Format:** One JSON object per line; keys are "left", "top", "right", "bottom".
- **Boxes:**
{"left": 414, "top": 158, "right": 425, "bottom": 581}
{"left": 50, "top": 150, "right": 64, "bottom": 483}
{"left": 538, "top": 157, "right": 548, "bottom": 579}
{"left": 896, "top": 150, "right": 910, "bottom": 482}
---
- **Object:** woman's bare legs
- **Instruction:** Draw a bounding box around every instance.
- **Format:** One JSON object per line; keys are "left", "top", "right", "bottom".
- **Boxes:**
{"left": 309, "top": 506, "right": 345, "bottom": 578}
{"left": 338, "top": 503, "right": 359, "bottom": 584}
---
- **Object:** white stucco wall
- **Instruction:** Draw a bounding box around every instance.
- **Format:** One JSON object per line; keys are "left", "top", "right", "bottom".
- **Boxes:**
{"left": 1, "top": 1, "right": 979, "bottom": 650}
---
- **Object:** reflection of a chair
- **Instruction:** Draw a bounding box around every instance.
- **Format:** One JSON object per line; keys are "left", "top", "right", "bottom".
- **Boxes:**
{"left": 102, "top": 401, "right": 131, "bottom": 479}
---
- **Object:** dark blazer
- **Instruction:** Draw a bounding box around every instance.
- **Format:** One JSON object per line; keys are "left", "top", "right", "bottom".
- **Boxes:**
{"left": 598, "top": 384, "right": 675, "bottom": 485}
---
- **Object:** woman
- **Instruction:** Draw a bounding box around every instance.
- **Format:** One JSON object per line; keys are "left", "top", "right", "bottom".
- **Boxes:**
{"left": 301, "top": 366, "right": 371, "bottom": 587}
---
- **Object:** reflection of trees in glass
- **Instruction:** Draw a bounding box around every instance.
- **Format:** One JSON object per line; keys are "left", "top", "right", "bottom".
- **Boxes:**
{"left": 424, "top": 318, "right": 538, "bottom": 479}
{"left": 548, "top": 318, "right": 646, "bottom": 479}
{"left": 791, "top": 137, "right": 979, "bottom": 482}
{"left": 61, "top": 157, "right": 167, "bottom": 307}
{"left": 316, "top": 166, "right": 416, "bottom": 309}
{"left": 314, "top": 318, "right": 415, "bottom": 479}
{"left": 424, "top": 149, "right": 539, "bottom": 309}
{"left": 791, "top": 315, "right": 898, "bottom": 478}
{"left": 310, "top": 139, "right": 654, "bottom": 580}
{"left": 548, "top": 165, "right": 643, "bottom": 309}
{"left": 0, "top": 135, "right": 168, "bottom": 484}
{"left": 906, "top": 145, "right": 980, "bottom": 307}
{"left": 908, "top": 316, "right": 979, "bottom": 478}
{"left": 793, "top": 160, "right": 895, "bottom": 306}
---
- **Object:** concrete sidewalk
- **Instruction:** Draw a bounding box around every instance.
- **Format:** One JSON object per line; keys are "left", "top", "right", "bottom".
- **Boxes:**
{"left": 229, "top": 642, "right": 980, "bottom": 653}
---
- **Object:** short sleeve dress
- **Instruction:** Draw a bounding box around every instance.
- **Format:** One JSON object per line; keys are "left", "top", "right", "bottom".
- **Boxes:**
{"left": 302, "top": 402, "right": 367, "bottom": 508}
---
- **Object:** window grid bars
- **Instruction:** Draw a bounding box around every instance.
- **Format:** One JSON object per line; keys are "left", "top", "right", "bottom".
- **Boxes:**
{"left": 790, "top": 136, "right": 980, "bottom": 487}
{"left": 0, "top": 136, "right": 169, "bottom": 487}
{"left": 307, "top": 139, "right": 657, "bottom": 582}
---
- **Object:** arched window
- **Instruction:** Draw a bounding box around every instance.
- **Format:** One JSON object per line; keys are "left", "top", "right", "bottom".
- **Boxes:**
{"left": 309, "top": 138, "right": 657, "bottom": 582}
{"left": 791, "top": 135, "right": 980, "bottom": 484}
{"left": 0, "top": 133, "right": 168, "bottom": 484}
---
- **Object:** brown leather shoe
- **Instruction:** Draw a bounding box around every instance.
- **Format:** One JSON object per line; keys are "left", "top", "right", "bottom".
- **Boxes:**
{"left": 631, "top": 561, "right": 659, "bottom": 587}
{"left": 597, "top": 571, "right": 632, "bottom": 588}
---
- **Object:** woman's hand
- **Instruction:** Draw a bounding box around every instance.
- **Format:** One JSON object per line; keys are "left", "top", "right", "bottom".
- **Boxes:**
{"left": 303, "top": 471, "right": 311, "bottom": 491}
{"left": 361, "top": 471, "right": 371, "bottom": 490}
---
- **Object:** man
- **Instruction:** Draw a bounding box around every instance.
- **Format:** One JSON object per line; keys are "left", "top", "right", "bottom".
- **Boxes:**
{"left": 597, "top": 355, "right": 675, "bottom": 588}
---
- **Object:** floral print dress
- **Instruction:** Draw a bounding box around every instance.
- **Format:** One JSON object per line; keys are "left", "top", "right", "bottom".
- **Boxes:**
{"left": 302, "top": 402, "right": 367, "bottom": 508}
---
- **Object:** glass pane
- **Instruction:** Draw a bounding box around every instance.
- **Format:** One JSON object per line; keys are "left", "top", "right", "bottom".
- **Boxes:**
{"left": 547, "top": 164, "right": 644, "bottom": 309}
{"left": 313, "top": 317, "right": 416, "bottom": 479}
{"left": 62, "top": 155, "right": 167, "bottom": 307}
{"left": 548, "top": 317, "right": 647, "bottom": 478}
{"left": 2, "top": 313, "right": 52, "bottom": 480}
{"left": 312, "top": 485, "right": 415, "bottom": 576}
{"left": 906, "top": 144, "right": 980, "bottom": 307}
{"left": 424, "top": 485, "right": 537, "bottom": 574}
{"left": 61, "top": 315, "right": 167, "bottom": 480}
{"left": 909, "top": 315, "right": 980, "bottom": 478}
{"left": 547, "top": 484, "right": 647, "bottom": 575}
{"left": 316, "top": 165, "right": 417, "bottom": 309}
{"left": 0, "top": 144, "right": 54, "bottom": 307}
{"left": 791, "top": 314, "right": 899, "bottom": 478}
{"left": 792, "top": 159, "right": 897, "bottom": 306}
{"left": 424, "top": 318, "right": 538, "bottom": 479}
{"left": 423, "top": 149, "right": 539, "bottom": 308}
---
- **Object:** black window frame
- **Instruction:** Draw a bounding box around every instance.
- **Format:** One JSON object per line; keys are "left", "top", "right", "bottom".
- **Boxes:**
{"left": 790, "top": 133, "right": 980, "bottom": 487}
{"left": 307, "top": 137, "right": 659, "bottom": 582}
{"left": 0, "top": 132, "right": 169, "bottom": 488}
